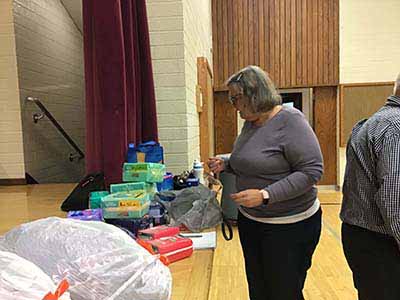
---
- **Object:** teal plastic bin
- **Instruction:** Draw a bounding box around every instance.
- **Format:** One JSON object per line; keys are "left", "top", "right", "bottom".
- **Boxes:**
{"left": 110, "top": 182, "right": 157, "bottom": 196}
{"left": 122, "top": 163, "right": 165, "bottom": 183}
{"left": 110, "top": 182, "right": 146, "bottom": 193}
{"left": 101, "top": 191, "right": 150, "bottom": 219}
{"left": 89, "top": 191, "right": 110, "bottom": 209}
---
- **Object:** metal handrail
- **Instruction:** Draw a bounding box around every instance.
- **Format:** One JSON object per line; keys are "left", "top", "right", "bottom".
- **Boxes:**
{"left": 26, "top": 96, "right": 85, "bottom": 161}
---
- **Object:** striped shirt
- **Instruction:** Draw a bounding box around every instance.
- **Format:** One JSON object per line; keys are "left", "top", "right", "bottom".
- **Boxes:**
{"left": 340, "top": 95, "right": 400, "bottom": 247}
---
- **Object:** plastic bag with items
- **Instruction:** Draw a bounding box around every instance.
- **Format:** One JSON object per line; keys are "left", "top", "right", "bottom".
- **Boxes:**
{"left": 155, "top": 184, "right": 223, "bottom": 232}
{"left": 0, "top": 250, "right": 71, "bottom": 300}
{"left": 0, "top": 217, "right": 172, "bottom": 300}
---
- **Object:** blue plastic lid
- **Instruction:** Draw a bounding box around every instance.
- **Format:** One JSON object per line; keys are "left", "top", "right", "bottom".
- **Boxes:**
{"left": 187, "top": 177, "right": 199, "bottom": 182}
{"left": 164, "top": 172, "right": 173, "bottom": 178}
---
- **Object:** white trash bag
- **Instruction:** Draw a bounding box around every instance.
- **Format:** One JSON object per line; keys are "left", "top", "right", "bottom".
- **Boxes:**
{"left": 0, "top": 250, "right": 71, "bottom": 300}
{"left": 0, "top": 217, "right": 172, "bottom": 300}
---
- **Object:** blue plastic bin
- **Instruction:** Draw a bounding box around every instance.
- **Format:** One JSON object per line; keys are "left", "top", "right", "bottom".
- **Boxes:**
{"left": 156, "top": 172, "right": 174, "bottom": 191}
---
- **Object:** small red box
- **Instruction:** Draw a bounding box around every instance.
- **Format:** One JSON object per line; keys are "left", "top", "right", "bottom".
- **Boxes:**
{"left": 146, "top": 236, "right": 193, "bottom": 264}
{"left": 138, "top": 225, "right": 180, "bottom": 240}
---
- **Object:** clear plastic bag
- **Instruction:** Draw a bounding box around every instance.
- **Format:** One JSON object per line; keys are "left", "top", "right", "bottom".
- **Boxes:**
{"left": 155, "top": 184, "right": 223, "bottom": 232}
{"left": 0, "top": 250, "right": 71, "bottom": 300}
{"left": 0, "top": 217, "right": 172, "bottom": 300}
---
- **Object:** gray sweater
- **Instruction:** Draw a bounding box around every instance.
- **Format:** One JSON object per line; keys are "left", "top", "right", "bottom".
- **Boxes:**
{"left": 225, "top": 106, "right": 323, "bottom": 218}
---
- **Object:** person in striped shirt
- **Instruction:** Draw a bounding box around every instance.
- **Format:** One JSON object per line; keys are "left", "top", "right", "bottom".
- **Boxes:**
{"left": 341, "top": 73, "right": 400, "bottom": 300}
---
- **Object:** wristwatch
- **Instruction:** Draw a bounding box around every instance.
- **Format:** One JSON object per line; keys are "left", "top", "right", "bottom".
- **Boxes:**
{"left": 260, "top": 190, "right": 270, "bottom": 205}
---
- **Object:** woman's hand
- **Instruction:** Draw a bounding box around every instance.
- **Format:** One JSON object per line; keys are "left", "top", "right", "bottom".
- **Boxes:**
{"left": 207, "top": 157, "right": 225, "bottom": 173}
{"left": 231, "top": 189, "right": 265, "bottom": 208}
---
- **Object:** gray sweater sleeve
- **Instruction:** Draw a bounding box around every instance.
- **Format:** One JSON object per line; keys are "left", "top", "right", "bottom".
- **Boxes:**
{"left": 265, "top": 114, "right": 324, "bottom": 204}
{"left": 220, "top": 155, "right": 235, "bottom": 174}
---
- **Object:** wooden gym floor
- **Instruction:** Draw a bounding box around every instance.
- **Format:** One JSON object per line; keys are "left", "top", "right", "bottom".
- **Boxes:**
{"left": 0, "top": 185, "right": 356, "bottom": 300}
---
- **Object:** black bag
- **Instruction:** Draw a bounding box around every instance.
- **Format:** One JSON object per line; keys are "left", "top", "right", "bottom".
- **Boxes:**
{"left": 60, "top": 172, "right": 105, "bottom": 211}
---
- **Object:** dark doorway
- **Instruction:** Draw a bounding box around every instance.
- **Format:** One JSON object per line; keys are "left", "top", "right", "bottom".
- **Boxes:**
{"left": 281, "top": 92, "right": 303, "bottom": 111}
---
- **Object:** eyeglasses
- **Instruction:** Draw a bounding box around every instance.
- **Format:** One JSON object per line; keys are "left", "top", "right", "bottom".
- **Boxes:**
{"left": 229, "top": 93, "right": 243, "bottom": 104}
{"left": 228, "top": 72, "right": 244, "bottom": 104}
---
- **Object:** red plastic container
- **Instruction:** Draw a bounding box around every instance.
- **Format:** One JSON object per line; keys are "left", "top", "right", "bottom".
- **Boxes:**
{"left": 147, "top": 236, "right": 193, "bottom": 264}
{"left": 137, "top": 235, "right": 193, "bottom": 265}
{"left": 138, "top": 225, "right": 180, "bottom": 240}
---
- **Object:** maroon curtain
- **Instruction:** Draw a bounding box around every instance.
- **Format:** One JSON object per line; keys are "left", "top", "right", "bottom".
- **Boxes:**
{"left": 83, "top": 0, "right": 158, "bottom": 185}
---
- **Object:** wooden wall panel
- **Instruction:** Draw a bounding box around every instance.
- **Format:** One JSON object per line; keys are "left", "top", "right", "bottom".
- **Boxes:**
{"left": 314, "top": 87, "right": 337, "bottom": 185}
{"left": 214, "top": 91, "right": 237, "bottom": 155}
{"left": 211, "top": 0, "right": 339, "bottom": 90}
{"left": 340, "top": 82, "right": 394, "bottom": 146}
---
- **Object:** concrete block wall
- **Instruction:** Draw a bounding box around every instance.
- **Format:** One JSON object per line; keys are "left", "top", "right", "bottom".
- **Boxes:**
{"left": 183, "top": 0, "right": 213, "bottom": 167}
{"left": 340, "top": 0, "right": 400, "bottom": 83}
{"left": 0, "top": 0, "right": 25, "bottom": 180}
{"left": 13, "top": 0, "right": 85, "bottom": 183}
{"left": 147, "top": 0, "right": 212, "bottom": 175}
{"left": 147, "top": 0, "right": 187, "bottom": 175}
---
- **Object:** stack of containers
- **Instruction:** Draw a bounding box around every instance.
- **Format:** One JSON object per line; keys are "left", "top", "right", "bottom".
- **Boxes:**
{"left": 101, "top": 162, "right": 166, "bottom": 237}
{"left": 101, "top": 190, "right": 150, "bottom": 219}
{"left": 137, "top": 225, "right": 193, "bottom": 265}
{"left": 65, "top": 191, "right": 110, "bottom": 222}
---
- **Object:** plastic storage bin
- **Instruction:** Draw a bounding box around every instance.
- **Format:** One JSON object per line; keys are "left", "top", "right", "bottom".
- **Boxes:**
{"left": 101, "top": 191, "right": 150, "bottom": 219}
{"left": 149, "top": 202, "right": 167, "bottom": 226}
{"left": 110, "top": 182, "right": 157, "bottom": 199}
{"left": 126, "top": 143, "right": 136, "bottom": 163}
{"left": 110, "top": 182, "right": 146, "bottom": 193}
{"left": 89, "top": 191, "right": 110, "bottom": 209}
{"left": 156, "top": 172, "right": 174, "bottom": 191}
{"left": 105, "top": 215, "right": 153, "bottom": 238}
{"left": 67, "top": 208, "right": 103, "bottom": 221}
{"left": 123, "top": 163, "right": 165, "bottom": 183}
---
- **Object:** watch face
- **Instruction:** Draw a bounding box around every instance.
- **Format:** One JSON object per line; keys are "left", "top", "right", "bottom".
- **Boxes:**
{"left": 261, "top": 190, "right": 268, "bottom": 199}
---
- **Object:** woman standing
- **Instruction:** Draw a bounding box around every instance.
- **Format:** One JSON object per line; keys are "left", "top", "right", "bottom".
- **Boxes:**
{"left": 208, "top": 66, "right": 323, "bottom": 300}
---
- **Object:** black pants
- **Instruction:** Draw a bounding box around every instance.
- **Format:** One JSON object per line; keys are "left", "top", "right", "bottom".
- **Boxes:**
{"left": 238, "top": 209, "right": 322, "bottom": 300}
{"left": 342, "top": 223, "right": 400, "bottom": 300}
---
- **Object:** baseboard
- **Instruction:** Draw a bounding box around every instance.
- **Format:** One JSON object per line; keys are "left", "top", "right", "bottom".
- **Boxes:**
{"left": 25, "top": 173, "right": 38, "bottom": 184}
{"left": 317, "top": 185, "right": 340, "bottom": 191}
{"left": 0, "top": 178, "right": 27, "bottom": 185}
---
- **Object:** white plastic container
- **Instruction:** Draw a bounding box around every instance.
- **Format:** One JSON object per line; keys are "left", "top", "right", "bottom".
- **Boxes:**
{"left": 193, "top": 159, "right": 205, "bottom": 185}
